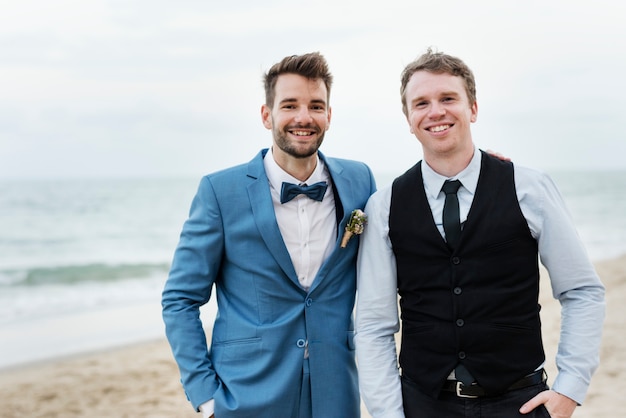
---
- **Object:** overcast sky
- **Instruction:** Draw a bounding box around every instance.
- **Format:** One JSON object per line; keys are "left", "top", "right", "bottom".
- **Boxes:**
{"left": 1, "top": 0, "right": 625, "bottom": 180}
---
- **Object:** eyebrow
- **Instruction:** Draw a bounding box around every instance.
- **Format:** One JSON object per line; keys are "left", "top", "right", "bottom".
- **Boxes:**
{"left": 411, "top": 91, "right": 462, "bottom": 103}
{"left": 439, "top": 91, "right": 462, "bottom": 98}
{"left": 279, "top": 98, "right": 327, "bottom": 106}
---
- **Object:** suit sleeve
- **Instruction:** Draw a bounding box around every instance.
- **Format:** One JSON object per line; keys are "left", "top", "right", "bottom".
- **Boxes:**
{"left": 162, "top": 176, "right": 223, "bottom": 410}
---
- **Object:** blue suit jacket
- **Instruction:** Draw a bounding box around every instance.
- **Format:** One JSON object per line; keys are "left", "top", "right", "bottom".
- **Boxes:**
{"left": 162, "top": 149, "right": 376, "bottom": 417}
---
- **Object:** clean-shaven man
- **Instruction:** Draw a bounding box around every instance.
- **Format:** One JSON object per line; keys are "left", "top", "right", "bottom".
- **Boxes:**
{"left": 355, "top": 49, "right": 605, "bottom": 418}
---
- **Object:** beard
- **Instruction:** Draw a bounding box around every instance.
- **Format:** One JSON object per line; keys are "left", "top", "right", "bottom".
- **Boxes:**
{"left": 273, "top": 125, "right": 325, "bottom": 159}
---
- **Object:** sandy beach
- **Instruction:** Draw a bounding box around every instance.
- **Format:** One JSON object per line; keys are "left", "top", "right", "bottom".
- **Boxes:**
{"left": 0, "top": 255, "right": 622, "bottom": 418}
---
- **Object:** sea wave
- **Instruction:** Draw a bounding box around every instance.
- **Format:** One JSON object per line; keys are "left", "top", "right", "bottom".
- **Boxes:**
{"left": 0, "top": 262, "right": 170, "bottom": 287}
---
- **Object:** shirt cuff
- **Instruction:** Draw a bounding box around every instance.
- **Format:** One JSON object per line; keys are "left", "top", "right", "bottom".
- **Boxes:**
{"left": 199, "top": 399, "right": 215, "bottom": 418}
{"left": 552, "top": 372, "right": 587, "bottom": 405}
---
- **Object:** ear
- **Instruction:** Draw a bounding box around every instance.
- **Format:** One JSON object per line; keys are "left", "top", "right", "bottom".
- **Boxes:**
{"left": 470, "top": 101, "right": 478, "bottom": 123}
{"left": 325, "top": 106, "right": 332, "bottom": 130}
{"left": 261, "top": 104, "right": 272, "bottom": 130}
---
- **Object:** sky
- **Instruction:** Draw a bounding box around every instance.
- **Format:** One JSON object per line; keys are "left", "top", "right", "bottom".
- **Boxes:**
{"left": 1, "top": 0, "right": 625, "bottom": 180}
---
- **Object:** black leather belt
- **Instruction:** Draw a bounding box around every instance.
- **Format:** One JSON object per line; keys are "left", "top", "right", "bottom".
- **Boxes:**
{"left": 441, "top": 369, "right": 547, "bottom": 398}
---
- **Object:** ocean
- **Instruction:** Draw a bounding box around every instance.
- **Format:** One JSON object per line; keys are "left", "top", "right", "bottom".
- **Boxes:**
{"left": 1, "top": 170, "right": 625, "bottom": 368}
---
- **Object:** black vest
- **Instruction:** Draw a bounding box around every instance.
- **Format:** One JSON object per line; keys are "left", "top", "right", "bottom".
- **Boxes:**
{"left": 389, "top": 151, "right": 544, "bottom": 397}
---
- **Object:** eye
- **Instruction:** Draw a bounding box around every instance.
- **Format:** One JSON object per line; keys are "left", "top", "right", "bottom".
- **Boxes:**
{"left": 310, "top": 101, "right": 327, "bottom": 111}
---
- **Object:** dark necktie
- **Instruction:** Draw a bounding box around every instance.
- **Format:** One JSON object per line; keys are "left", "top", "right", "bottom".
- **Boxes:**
{"left": 441, "top": 180, "right": 462, "bottom": 250}
{"left": 280, "top": 181, "right": 328, "bottom": 204}
{"left": 442, "top": 179, "right": 474, "bottom": 385}
{"left": 455, "top": 363, "right": 475, "bottom": 386}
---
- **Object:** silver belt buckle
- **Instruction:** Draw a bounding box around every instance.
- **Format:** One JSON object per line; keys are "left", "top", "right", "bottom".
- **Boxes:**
{"left": 455, "top": 382, "right": 479, "bottom": 399}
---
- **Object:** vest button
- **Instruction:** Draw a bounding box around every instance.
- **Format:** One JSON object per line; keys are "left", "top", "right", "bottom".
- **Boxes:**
{"left": 458, "top": 351, "right": 466, "bottom": 359}
{"left": 454, "top": 287, "right": 462, "bottom": 295}
{"left": 452, "top": 257, "right": 461, "bottom": 265}
{"left": 456, "top": 319, "right": 465, "bottom": 327}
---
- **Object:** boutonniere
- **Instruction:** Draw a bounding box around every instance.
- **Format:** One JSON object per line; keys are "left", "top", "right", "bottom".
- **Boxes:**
{"left": 341, "top": 209, "right": 367, "bottom": 248}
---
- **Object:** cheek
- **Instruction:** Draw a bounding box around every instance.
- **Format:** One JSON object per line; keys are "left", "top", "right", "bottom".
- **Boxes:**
{"left": 270, "top": 114, "right": 287, "bottom": 130}
{"left": 316, "top": 115, "right": 331, "bottom": 130}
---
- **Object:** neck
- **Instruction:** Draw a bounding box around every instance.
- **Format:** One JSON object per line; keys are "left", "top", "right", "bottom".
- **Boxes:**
{"left": 272, "top": 150, "right": 318, "bottom": 182}
{"left": 424, "top": 145, "right": 475, "bottom": 178}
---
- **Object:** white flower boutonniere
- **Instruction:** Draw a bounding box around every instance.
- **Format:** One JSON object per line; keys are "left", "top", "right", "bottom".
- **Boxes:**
{"left": 341, "top": 209, "right": 367, "bottom": 248}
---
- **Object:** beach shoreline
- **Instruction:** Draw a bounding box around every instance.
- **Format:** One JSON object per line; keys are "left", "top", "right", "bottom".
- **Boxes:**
{"left": 0, "top": 255, "right": 622, "bottom": 417}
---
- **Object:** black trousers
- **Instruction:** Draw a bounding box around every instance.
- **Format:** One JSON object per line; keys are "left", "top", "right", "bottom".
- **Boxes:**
{"left": 401, "top": 375, "right": 551, "bottom": 418}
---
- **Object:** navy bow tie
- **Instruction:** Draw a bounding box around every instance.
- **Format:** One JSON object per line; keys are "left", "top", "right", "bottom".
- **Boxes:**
{"left": 280, "top": 181, "right": 328, "bottom": 204}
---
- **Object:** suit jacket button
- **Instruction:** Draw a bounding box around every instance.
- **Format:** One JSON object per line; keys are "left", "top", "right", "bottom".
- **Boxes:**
{"left": 305, "top": 298, "right": 313, "bottom": 307}
{"left": 296, "top": 339, "right": 306, "bottom": 348}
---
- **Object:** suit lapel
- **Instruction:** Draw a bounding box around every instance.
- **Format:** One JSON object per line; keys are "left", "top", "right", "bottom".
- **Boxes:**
{"left": 308, "top": 154, "right": 356, "bottom": 293}
{"left": 246, "top": 150, "right": 299, "bottom": 285}
{"left": 324, "top": 155, "right": 353, "bottom": 242}
{"left": 246, "top": 150, "right": 362, "bottom": 293}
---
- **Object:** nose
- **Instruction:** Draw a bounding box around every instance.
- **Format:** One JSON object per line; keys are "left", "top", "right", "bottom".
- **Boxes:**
{"left": 294, "top": 106, "right": 313, "bottom": 124}
{"left": 428, "top": 102, "right": 446, "bottom": 119}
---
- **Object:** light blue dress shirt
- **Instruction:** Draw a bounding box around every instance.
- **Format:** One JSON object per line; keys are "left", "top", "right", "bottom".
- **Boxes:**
{"left": 355, "top": 149, "right": 605, "bottom": 417}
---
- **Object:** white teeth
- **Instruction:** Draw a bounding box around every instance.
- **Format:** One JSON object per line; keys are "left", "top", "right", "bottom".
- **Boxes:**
{"left": 430, "top": 125, "right": 450, "bottom": 133}
{"left": 293, "top": 131, "right": 311, "bottom": 136}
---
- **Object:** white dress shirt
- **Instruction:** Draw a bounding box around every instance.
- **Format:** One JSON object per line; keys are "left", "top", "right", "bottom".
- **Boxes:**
{"left": 264, "top": 148, "right": 337, "bottom": 291}
{"left": 355, "top": 148, "right": 605, "bottom": 417}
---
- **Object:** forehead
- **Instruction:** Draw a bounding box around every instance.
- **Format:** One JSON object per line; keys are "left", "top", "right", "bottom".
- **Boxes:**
{"left": 273, "top": 73, "right": 328, "bottom": 102}
{"left": 405, "top": 71, "right": 468, "bottom": 99}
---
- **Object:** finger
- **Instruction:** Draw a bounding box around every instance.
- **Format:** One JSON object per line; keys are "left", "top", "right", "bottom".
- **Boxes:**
{"left": 485, "top": 149, "right": 511, "bottom": 161}
{"left": 519, "top": 392, "right": 548, "bottom": 414}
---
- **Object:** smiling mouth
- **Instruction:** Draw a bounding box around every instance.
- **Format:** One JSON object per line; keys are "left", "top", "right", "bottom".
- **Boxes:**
{"left": 287, "top": 125, "right": 319, "bottom": 137}
{"left": 428, "top": 124, "right": 451, "bottom": 133}
{"left": 290, "top": 130, "right": 315, "bottom": 136}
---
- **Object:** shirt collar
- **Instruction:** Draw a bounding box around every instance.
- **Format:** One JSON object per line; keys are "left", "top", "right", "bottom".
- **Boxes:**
{"left": 264, "top": 148, "right": 327, "bottom": 193}
{"left": 422, "top": 147, "right": 482, "bottom": 199}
